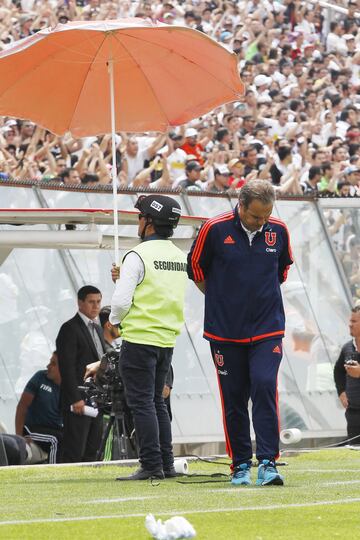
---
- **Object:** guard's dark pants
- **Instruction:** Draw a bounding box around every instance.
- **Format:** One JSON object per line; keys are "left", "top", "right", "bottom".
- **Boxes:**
{"left": 119, "top": 340, "right": 173, "bottom": 472}
{"left": 210, "top": 339, "right": 282, "bottom": 468}
{"left": 345, "top": 408, "right": 360, "bottom": 444}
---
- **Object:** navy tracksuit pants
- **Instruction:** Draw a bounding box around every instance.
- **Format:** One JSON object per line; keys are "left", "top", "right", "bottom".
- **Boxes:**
{"left": 210, "top": 339, "right": 282, "bottom": 467}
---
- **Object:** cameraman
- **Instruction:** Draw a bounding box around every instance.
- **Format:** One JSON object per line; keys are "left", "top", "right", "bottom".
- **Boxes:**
{"left": 84, "top": 306, "right": 120, "bottom": 379}
{"left": 99, "top": 305, "right": 120, "bottom": 351}
{"left": 334, "top": 303, "right": 360, "bottom": 444}
{"left": 110, "top": 195, "right": 187, "bottom": 481}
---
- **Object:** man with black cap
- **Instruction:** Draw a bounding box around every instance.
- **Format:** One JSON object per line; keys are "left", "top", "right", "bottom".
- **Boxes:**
{"left": 111, "top": 195, "right": 187, "bottom": 480}
{"left": 176, "top": 160, "right": 203, "bottom": 191}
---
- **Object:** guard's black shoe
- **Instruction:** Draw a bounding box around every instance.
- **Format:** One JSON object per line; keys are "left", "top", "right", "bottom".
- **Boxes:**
{"left": 163, "top": 467, "right": 178, "bottom": 478}
{"left": 116, "top": 467, "right": 164, "bottom": 481}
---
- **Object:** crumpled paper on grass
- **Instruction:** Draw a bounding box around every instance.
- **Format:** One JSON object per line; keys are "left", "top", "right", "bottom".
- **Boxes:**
{"left": 145, "top": 514, "right": 196, "bottom": 540}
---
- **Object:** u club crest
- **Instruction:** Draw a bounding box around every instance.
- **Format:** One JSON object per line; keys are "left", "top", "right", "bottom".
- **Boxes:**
{"left": 214, "top": 352, "right": 224, "bottom": 367}
{"left": 265, "top": 231, "right": 277, "bottom": 247}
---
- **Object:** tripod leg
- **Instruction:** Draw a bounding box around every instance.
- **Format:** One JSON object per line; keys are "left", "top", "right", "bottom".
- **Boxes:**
{"left": 119, "top": 417, "right": 130, "bottom": 459}
{"left": 96, "top": 415, "right": 114, "bottom": 461}
{"left": 111, "top": 416, "right": 127, "bottom": 460}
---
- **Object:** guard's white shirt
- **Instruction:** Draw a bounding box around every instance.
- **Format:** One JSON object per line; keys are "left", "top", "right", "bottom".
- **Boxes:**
{"left": 110, "top": 252, "right": 144, "bottom": 325}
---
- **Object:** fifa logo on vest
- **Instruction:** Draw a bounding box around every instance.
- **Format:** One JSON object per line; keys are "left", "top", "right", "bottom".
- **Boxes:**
{"left": 265, "top": 231, "right": 277, "bottom": 246}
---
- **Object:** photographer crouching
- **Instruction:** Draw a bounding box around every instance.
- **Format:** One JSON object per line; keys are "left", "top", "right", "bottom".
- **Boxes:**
{"left": 110, "top": 195, "right": 187, "bottom": 480}
{"left": 334, "top": 302, "right": 360, "bottom": 444}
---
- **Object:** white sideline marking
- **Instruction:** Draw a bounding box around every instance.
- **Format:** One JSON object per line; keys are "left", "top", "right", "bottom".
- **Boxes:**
{"left": 206, "top": 488, "right": 273, "bottom": 493}
{"left": 291, "top": 469, "right": 360, "bottom": 473}
{"left": 323, "top": 480, "right": 360, "bottom": 486}
{"left": 88, "top": 496, "right": 163, "bottom": 503}
{"left": 1, "top": 498, "right": 360, "bottom": 526}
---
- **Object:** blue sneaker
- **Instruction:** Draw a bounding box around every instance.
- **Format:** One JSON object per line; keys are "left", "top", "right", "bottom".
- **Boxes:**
{"left": 231, "top": 463, "right": 251, "bottom": 486}
{"left": 256, "top": 460, "right": 284, "bottom": 486}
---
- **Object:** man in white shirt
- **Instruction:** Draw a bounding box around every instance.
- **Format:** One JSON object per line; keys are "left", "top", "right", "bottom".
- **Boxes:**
{"left": 261, "top": 108, "right": 298, "bottom": 139}
{"left": 253, "top": 74, "right": 272, "bottom": 104}
{"left": 326, "top": 21, "right": 346, "bottom": 54}
{"left": 165, "top": 133, "right": 187, "bottom": 182}
{"left": 122, "top": 134, "right": 166, "bottom": 184}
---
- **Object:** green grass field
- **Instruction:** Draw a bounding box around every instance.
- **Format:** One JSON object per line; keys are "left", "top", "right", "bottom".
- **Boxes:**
{"left": 1, "top": 449, "right": 360, "bottom": 540}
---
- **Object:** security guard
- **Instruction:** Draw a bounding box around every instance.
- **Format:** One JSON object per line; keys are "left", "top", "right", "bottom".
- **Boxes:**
{"left": 111, "top": 195, "right": 187, "bottom": 480}
{"left": 187, "top": 180, "right": 293, "bottom": 486}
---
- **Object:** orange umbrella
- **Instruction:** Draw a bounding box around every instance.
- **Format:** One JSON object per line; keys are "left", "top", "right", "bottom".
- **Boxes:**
{"left": 0, "top": 18, "right": 244, "bottom": 258}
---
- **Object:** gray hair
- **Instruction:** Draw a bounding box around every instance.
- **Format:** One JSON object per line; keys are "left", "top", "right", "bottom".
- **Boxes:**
{"left": 238, "top": 179, "right": 275, "bottom": 208}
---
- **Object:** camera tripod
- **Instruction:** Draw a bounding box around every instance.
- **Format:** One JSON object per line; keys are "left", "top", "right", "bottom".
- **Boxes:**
{"left": 96, "top": 400, "right": 138, "bottom": 461}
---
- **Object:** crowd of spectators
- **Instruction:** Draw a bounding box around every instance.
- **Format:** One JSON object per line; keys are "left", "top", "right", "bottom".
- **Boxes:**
{"left": 0, "top": 0, "right": 359, "bottom": 198}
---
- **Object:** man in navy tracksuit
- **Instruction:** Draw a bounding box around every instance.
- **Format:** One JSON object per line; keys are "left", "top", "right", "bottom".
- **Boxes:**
{"left": 187, "top": 179, "right": 293, "bottom": 486}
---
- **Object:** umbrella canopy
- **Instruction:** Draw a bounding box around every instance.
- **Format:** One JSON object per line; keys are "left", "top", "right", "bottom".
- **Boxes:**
{"left": 0, "top": 18, "right": 244, "bottom": 136}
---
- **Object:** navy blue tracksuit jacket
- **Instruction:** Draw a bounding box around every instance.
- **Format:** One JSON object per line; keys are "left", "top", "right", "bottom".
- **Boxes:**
{"left": 187, "top": 206, "right": 293, "bottom": 343}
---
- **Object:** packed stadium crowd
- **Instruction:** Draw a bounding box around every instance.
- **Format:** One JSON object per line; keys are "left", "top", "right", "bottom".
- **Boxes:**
{"left": 0, "top": 0, "right": 359, "bottom": 197}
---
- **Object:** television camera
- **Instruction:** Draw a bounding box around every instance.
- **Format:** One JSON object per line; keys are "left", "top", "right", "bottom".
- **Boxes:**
{"left": 79, "top": 348, "right": 137, "bottom": 460}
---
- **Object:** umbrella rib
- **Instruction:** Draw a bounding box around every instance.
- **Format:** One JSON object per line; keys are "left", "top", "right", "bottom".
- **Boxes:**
{"left": 112, "top": 32, "right": 170, "bottom": 129}
{"left": 68, "top": 33, "right": 108, "bottom": 133}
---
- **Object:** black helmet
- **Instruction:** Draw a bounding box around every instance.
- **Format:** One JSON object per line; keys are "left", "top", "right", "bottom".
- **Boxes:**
{"left": 135, "top": 195, "right": 181, "bottom": 228}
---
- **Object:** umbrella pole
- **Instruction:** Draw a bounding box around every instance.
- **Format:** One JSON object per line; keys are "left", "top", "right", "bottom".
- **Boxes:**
{"left": 108, "top": 57, "right": 119, "bottom": 265}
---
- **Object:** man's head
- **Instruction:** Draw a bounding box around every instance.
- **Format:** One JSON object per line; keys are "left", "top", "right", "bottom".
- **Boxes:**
{"left": 242, "top": 115, "right": 256, "bottom": 133}
{"left": 243, "top": 144, "right": 258, "bottom": 166}
{"left": 345, "top": 165, "right": 360, "bottom": 186}
{"left": 349, "top": 305, "right": 360, "bottom": 338}
{"left": 78, "top": 285, "right": 102, "bottom": 320}
{"left": 184, "top": 128, "right": 198, "bottom": 147}
{"left": 308, "top": 166, "right": 322, "bottom": 185}
{"left": 253, "top": 125, "right": 270, "bottom": 144}
{"left": 55, "top": 157, "right": 67, "bottom": 175}
{"left": 338, "top": 180, "right": 351, "bottom": 196}
{"left": 169, "top": 131, "right": 184, "bottom": 149}
{"left": 19, "top": 14, "right": 34, "bottom": 28}
{"left": 254, "top": 74, "right": 272, "bottom": 91}
{"left": 227, "top": 115, "right": 241, "bottom": 133}
{"left": 135, "top": 194, "right": 181, "bottom": 239}
{"left": 277, "top": 108, "right": 289, "bottom": 125}
{"left": 321, "top": 161, "right": 333, "bottom": 178}
{"left": 312, "top": 149, "right": 326, "bottom": 166}
{"left": 238, "top": 180, "right": 275, "bottom": 232}
{"left": 20, "top": 120, "right": 35, "bottom": 139}
{"left": 185, "top": 160, "right": 202, "bottom": 182}
{"left": 46, "top": 352, "right": 61, "bottom": 385}
{"left": 332, "top": 145, "right": 349, "bottom": 162}
{"left": 214, "top": 164, "right": 231, "bottom": 189}
{"left": 216, "top": 127, "right": 230, "bottom": 144}
{"left": 99, "top": 306, "right": 120, "bottom": 342}
{"left": 126, "top": 136, "right": 139, "bottom": 157}
{"left": 60, "top": 167, "right": 81, "bottom": 185}
{"left": 228, "top": 158, "right": 245, "bottom": 178}
{"left": 278, "top": 145, "right": 292, "bottom": 165}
